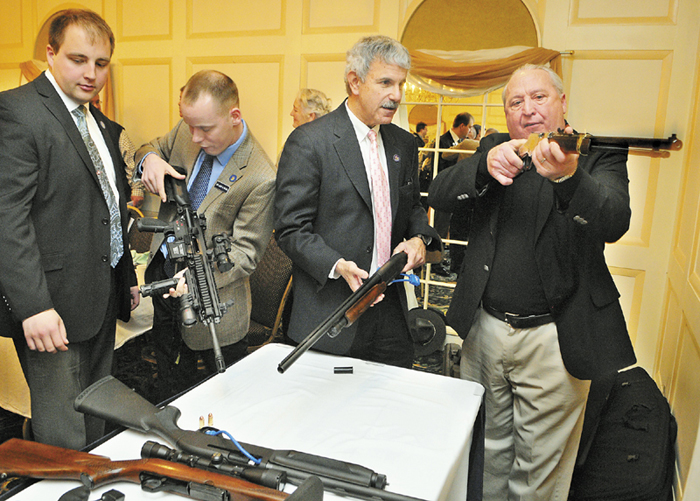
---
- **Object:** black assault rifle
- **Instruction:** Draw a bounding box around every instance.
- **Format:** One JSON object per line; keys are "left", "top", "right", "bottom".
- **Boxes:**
{"left": 74, "top": 375, "right": 426, "bottom": 501}
{"left": 137, "top": 167, "right": 233, "bottom": 373}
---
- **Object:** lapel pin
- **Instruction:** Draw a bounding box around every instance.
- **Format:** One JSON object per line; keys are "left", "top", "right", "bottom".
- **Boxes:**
{"left": 229, "top": 174, "right": 238, "bottom": 183}
{"left": 100, "top": 121, "right": 106, "bottom": 129}
{"left": 393, "top": 154, "right": 400, "bottom": 162}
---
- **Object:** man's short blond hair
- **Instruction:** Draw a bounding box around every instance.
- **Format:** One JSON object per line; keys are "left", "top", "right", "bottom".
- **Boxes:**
{"left": 182, "top": 70, "right": 239, "bottom": 114}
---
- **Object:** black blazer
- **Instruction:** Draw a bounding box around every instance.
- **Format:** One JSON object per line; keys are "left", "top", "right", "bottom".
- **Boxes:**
{"left": 275, "top": 102, "right": 440, "bottom": 353}
{"left": 427, "top": 132, "right": 636, "bottom": 379}
{"left": 0, "top": 72, "right": 136, "bottom": 342}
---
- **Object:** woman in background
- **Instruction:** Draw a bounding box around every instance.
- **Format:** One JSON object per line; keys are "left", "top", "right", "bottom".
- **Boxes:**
{"left": 290, "top": 88, "right": 332, "bottom": 128}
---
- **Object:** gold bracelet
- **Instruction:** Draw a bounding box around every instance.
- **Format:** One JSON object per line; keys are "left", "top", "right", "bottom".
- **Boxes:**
{"left": 552, "top": 167, "right": 577, "bottom": 183}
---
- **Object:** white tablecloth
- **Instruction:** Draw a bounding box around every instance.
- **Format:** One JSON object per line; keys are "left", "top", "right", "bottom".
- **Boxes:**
{"left": 6, "top": 343, "right": 484, "bottom": 501}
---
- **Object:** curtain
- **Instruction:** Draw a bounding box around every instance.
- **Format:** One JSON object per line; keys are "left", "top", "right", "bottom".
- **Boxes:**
{"left": 407, "top": 46, "right": 562, "bottom": 98}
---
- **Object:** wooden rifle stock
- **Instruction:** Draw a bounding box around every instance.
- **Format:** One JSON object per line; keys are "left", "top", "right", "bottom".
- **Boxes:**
{"left": 0, "top": 438, "right": 287, "bottom": 501}
{"left": 343, "top": 283, "right": 387, "bottom": 325}
{"left": 519, "top": 132, "right": 683, "bottom": 159}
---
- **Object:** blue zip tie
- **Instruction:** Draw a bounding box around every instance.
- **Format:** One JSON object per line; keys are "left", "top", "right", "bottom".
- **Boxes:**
{"left": 389, "top": 273, "right": 420, "bottom": 287}
{"left": 205, "top": 429, "right": 261, "bottom": 464}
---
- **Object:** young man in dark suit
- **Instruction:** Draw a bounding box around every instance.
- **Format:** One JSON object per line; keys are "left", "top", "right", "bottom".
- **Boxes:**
{"left": 0, "top": 9, "right": 139, "bottom": 449}
{"left": 274, "top": 35, "right": 440, "bottom": 368}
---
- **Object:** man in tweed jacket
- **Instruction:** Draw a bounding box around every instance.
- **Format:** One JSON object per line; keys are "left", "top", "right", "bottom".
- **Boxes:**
{"left": 136, "top": 70, "right": 275, "bottom": 395}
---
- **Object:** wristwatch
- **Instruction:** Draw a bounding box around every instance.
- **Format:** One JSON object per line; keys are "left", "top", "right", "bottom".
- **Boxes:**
{"left": 416, "top": 234, "right": 432, "bottom": 246}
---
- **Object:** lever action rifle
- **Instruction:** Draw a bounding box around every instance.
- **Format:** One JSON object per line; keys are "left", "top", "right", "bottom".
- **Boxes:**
{"left": 74, "top": 375, "right": 426, "bottom": 501}
{"left": 137, "top": 167, "right": 234, "bottom": 373}
{"left": 278, "top": 251, "right": 409, "bottom": 374}
{"left": 0, "top": 438, "right": 323, "bottom": 501}
{"left": 518, "top": 132, "right": 683, "bottom": 164}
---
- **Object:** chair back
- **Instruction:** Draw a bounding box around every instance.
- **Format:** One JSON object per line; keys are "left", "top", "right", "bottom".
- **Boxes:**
{"left": 247, "top": 235, "right": 293, "bottom": 349}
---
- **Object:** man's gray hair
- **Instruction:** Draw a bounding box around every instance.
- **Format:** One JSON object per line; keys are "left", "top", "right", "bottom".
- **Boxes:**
{"left": 502, "top": 64, "right": 564, "bottom": 104}
{"left": 344, "top": 35, "right": 411, "bottom": 95}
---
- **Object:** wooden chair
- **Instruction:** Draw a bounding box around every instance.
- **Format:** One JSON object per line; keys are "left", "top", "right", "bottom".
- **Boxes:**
{"left": 246, "top": 235, "right": 293, "bottom": 352}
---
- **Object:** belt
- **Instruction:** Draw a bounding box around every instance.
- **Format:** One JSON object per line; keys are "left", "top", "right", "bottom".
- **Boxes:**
{"left": 482, "top": 304, "right": 553, "bottom": 329}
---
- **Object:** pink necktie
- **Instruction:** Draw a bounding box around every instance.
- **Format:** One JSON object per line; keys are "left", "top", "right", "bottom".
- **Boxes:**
{"left": 368, "top": 129, "right": 392, "bottom": 265}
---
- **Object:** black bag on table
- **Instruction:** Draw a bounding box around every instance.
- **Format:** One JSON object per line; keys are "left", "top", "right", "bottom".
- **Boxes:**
{"left": 569, "top": 366, "right": 677, "bottom": 501}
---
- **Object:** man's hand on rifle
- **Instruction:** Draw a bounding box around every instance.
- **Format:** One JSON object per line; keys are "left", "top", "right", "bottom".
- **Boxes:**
{"left": 394, "top": 237, "right": 425, "bottom": 272}
{"left": 130, "top": 286, "right": 141, "bottom": 310}
{"left": 336, "top": 259, "right": 385, "bottom": 306}
{"left": 141, "top": 154, "right": 187, "bottom": 202}
{"left": 164, "top": 269, "right": 189, "bottom": 299}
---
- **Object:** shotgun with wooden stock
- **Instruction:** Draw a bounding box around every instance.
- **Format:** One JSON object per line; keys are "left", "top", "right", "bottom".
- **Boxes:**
{"left": 277, "top": 251, "right": 409, "bottom": 374}
{"left": 0, "top": 438, "right": 323, "bottom": 501}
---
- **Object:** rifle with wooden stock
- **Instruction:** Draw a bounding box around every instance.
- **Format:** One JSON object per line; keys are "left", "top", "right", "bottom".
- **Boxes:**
{"left": 277, "top": 251, "right": 409, "bottom": 374}
{"left": 518, "top": 132, "right": 683, "bottom": 164}
{"left": 0, "top": 438, "right": 323, "bottom": 501}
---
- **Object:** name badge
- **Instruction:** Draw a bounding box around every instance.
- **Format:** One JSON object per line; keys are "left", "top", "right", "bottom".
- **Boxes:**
{"left": 215, "top": 181, "right": 230, "bottom": 193}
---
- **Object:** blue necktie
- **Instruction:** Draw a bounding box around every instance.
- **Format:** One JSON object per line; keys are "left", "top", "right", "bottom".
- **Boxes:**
{"left": 72, "top": 105, "right": 123, "bottom": 267}
{"left": 189, "top": 154, "right": 215, "bottom": 210}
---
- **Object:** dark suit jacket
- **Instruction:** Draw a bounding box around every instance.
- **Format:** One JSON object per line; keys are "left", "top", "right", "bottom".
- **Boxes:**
{"left": 438, "top": 130, "right": 459, "bottom": 173}
{"left": 0, "top": 72, "right": 136, "bottom": 342}
{"left": 427, "top": 132, "right": 636, "bottom": 380}
{"left": 274, "top": 102, "right": 440, "bottom": 354}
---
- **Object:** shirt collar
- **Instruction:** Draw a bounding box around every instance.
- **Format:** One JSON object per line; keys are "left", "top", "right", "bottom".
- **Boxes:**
{"left": 44, "top": 70, "right": 84, "bottom": 114}
{"left": 345, "top": 101, "right": 380, "bottom": 144}
{"left": 212, "top": 119, "right": 248, "bottom": 166}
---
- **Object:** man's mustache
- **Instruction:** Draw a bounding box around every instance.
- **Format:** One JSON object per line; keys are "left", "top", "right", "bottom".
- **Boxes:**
{"left": 381, "top": 101, "right": 400, "bottom": 110}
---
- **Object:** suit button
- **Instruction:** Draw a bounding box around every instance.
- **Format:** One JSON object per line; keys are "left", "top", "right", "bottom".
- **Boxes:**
{"left": 101, "top": 255, "right": 109, "bottom": 262}
{"left": 366, "top": 246, "right": 372, "bottom": 253}
{"left": 102, "top": 218, "right": 109, "bottom": 225}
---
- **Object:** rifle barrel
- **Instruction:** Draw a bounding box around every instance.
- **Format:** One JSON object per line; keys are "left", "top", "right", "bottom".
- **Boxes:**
{"left": 547, "top": 133, "right": 682, "bottom": 155}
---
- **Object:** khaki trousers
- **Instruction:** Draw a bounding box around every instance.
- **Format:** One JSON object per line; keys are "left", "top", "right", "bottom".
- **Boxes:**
{"left": 461, "top": 307, "right": 590, "bottom": 501}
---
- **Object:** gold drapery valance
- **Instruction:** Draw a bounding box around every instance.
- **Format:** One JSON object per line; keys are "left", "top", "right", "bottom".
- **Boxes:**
{"left": 407, "top": 46, "right": 562, "bottom": 98}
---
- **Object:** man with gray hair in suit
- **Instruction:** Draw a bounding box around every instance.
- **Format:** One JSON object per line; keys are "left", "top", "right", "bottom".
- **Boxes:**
{"left": 275, "top": 35, "right": 440, "bottom": 368}
{"left": 137, "top": 70, "right": 275, "bottom": 399}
